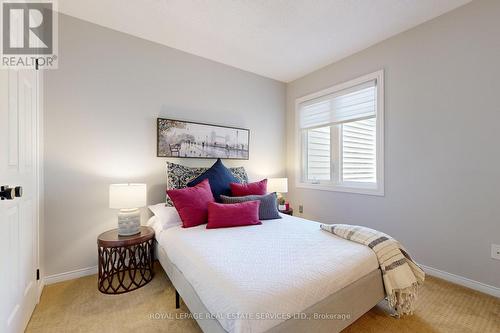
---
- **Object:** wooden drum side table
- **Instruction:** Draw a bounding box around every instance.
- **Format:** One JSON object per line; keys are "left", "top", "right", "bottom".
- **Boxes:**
{"left": 97, "top": 226, "right": 155, "bottom": 294}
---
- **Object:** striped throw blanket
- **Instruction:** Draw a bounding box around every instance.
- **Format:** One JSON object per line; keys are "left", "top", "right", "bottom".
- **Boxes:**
{"left": 320, "top": 224, "right": 425, "bottom": 316}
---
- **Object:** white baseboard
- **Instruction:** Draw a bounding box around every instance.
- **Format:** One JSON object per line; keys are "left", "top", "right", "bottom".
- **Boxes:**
{"left": 420, "top": 264, "right": 500, "bottom": 298}
{"left": 44, "top": 266, "right": 98, "bottom": 285}
{"left": 37, "top": 280, "right": 45, "bottom": 301}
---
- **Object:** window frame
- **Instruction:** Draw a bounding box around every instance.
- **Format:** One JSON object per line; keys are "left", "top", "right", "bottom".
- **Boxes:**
{"left": 295, "top": 70, "right": 385, "bottom": 196}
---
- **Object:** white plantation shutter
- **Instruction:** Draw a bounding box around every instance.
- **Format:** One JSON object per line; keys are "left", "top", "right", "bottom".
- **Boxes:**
{"left": 299, "top": 71, "right": 383, "bottom": 192}
{"left": 342, "top": 118, "right": 376, "bottom": 182}
{"left": 300, "top": 80, "right": 376, "bottom": 129}
{"left": 306, "top": 127, "right": 330, "bottom": 181}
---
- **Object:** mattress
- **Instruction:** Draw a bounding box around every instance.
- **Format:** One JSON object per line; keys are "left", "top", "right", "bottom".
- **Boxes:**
{"left": 155, "top": 214, "right": 379, "bottom": 333}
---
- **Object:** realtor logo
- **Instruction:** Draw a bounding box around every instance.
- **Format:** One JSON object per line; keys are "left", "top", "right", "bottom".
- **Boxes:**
{"left": 1, "top": 0, "right": 58, "bottom": 69}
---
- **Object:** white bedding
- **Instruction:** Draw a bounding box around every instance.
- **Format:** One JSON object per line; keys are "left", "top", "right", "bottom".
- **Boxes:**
{"left": 156, "top": 214, "right": 379, "bottom": 333}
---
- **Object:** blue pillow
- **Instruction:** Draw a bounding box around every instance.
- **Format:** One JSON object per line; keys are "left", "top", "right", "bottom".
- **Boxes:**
{"left": 187, "top": 159, "right": 240, "bottom": 202}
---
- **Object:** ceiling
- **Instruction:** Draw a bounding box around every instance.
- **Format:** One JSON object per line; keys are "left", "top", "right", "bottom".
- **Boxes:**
{"left": 58, "top": 0, "right": 472, "bottom": 82}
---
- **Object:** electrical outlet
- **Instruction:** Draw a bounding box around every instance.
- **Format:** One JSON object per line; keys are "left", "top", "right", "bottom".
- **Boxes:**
{"left": 299, "top": 205, "right": 303, "bottom": 214}
{"left": 491, "top": 244, "right": 500, "bottom": 260}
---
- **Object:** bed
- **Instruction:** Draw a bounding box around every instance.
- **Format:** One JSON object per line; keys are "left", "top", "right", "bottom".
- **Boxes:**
{"left": 150, "top": 213, "right": 386, "bottom": 333}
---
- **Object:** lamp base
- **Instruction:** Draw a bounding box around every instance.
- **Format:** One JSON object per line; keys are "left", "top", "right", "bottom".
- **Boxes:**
{"left": 117, "top": 208, "right": 141, "bottom": 236}
{"left": 277, "top": 193, "right": 286, "bottom": 211}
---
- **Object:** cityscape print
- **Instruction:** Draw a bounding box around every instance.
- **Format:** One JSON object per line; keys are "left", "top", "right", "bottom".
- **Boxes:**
{"left": 157, "top": 118, "right": 249, "bottom": 159}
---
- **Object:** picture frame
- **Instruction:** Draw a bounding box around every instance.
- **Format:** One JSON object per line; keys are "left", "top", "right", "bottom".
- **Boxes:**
{"left": 157, "top": 118, "right": 250, "bottom": 160}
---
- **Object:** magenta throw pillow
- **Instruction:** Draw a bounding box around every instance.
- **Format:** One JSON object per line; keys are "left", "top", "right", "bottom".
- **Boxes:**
{"left": 230, "top": 179, "right": 267, "bottom": 196}
{"left": 167, "top": 179, "right": 214, "bottom": 228}
{"left": 206, "top": 201, "right": 261, "bottom": 229}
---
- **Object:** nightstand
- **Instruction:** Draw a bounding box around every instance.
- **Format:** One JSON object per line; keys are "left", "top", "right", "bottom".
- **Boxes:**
{"left": 279, "top": 208, "right": 293, "bottom": 216}
{"left": 97, "top": 226, "right": 155, "bottom": 294}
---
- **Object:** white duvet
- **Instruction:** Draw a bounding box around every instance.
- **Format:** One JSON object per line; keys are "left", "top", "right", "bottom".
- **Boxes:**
{"left": 157, "top": 214, "right": 379, "bottom": 333}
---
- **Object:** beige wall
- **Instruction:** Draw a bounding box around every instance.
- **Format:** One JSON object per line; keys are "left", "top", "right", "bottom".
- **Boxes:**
{"left": 286, "top": 0, "right": 500, "bottom": 288}
{"left": 43, "top": 14, "right": 286, "bottom": 276}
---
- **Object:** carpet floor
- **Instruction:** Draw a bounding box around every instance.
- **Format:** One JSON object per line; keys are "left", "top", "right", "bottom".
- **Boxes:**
{"left": 27, "top": 263, "right": 499, "bottom": 333}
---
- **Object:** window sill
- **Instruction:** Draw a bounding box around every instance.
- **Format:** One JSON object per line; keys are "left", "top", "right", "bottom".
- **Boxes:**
{"left": 295, "top": 182, "right": 384, "bottom": 196}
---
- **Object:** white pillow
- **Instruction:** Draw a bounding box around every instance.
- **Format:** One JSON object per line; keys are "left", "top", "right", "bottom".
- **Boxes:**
{"left": 148, "top": 203, "right": 182, "bottom": 230}
{"left": 147, "top": 216, "right": 163, "bottom": 235}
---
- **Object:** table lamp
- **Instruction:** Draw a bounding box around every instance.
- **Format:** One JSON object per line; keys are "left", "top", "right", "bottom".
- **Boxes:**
{"left": 267, "top": 178, "right": 288, "bottom": 210}
{"left": 109, "top": 183, "right": 147, "bottom": 236}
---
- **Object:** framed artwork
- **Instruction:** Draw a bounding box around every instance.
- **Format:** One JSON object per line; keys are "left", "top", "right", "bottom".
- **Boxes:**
{"left": 157, "top": 118, "right": 250, "bottom": 160}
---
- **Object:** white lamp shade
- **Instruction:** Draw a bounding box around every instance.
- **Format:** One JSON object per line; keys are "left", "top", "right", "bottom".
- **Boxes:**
{"left": 267, "top": 178, "right": 288, "bottom": 193}
{"left": 109, "top": 184, "right": 147, "bottom": 209}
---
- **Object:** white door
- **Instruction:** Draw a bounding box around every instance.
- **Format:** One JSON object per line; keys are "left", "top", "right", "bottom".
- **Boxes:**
{"left": 0, "top": 69, "right": 40, "bottom": 333}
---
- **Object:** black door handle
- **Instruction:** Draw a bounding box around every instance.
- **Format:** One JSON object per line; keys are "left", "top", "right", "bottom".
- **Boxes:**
{"left": 0, "top": 186, "right": 22, "bottom": 200}
{"left": 14, "top": 186, "right": 22, "bottom": 198}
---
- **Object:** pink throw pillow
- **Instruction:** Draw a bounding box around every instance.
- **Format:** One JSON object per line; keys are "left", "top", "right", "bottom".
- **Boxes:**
{"left": 206, "top": 201, "right": 261, "bottom": 229}
{"left": 230, "top": 179, "right": 267, "bottom": 196}
{"left": 167, "top": 179, "right": 214, "bottom": 228}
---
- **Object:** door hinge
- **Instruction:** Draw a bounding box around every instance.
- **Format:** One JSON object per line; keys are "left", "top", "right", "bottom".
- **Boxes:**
{"left": 36, "top": 269, "right": 40, "bottom": 281}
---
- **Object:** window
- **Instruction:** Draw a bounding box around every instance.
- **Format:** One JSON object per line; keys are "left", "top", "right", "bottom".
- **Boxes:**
{"left": 297, "top": 70, "right": 384, "bottom": 195}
